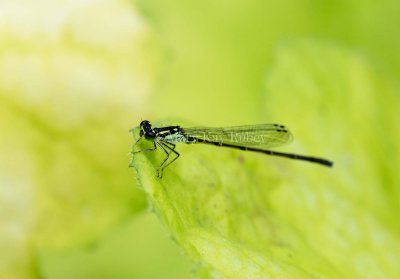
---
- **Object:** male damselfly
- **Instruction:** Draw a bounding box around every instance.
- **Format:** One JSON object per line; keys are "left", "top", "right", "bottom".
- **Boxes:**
{"left": 132, "top": 120, "right": 333, "bottom": 178}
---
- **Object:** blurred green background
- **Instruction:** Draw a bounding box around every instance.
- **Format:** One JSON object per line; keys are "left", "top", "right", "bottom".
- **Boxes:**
{"left": 0, "top": 0, "right": 399, "bottom": 278}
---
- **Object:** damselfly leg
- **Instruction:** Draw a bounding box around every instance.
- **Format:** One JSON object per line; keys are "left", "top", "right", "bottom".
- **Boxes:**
{"left": 133, "top": 137, "right": 180, "bottom": 178}
{"left": 156, "top": 141, "right": 180, "bottom": 178}
{"left": 131, "top": 139, "right": 157, "bottom": 154}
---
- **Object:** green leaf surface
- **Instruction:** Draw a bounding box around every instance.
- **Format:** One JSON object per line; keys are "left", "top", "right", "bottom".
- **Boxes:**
{"left": 131, "top": 41, "right": 400, "bottom": 278}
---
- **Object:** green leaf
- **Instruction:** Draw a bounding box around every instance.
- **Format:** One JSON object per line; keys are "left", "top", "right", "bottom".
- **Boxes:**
{"left": 131, "top": 40, "right": 400, "bottom": 278}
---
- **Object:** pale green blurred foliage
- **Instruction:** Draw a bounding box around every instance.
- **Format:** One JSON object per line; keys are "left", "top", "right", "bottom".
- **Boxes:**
{"left": 39, "top": 213, "right": 192, "bottom": 279}
{"left": 0, "top": 0, "right": 191, "bottom": 278}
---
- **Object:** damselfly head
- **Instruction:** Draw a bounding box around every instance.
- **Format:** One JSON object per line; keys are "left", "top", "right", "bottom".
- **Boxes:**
{"left": 139, "top": 120, "right": 156, "bottom": 139}
{"left": 140, "top": 120, "right": 151, "bottom": 128}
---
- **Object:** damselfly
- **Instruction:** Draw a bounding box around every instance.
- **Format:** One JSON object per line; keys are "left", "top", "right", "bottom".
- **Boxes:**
{"left": 132, "top": 120, "right": 333, "bottom": 177}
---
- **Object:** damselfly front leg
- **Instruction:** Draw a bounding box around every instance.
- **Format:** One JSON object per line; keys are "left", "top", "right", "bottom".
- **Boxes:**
{"left": 131, "top": 139, "right": 157, "bottom": 154}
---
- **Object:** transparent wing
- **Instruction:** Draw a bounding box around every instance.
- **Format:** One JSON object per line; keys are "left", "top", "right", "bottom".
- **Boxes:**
{"left": 182, "top": 124, "right": 293, "bottom": 149}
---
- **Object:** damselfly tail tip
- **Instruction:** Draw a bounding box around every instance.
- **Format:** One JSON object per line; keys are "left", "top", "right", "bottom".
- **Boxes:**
{"left": 320, "top": 159, "right": 334, "bottom": 167}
